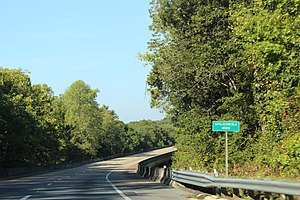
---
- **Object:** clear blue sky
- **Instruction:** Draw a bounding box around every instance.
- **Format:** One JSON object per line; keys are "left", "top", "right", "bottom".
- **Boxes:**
{"left": 0, "top": 0, "right": 165, "bottom": 123}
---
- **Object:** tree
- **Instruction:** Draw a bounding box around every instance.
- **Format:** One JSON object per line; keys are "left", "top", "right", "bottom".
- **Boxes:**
{"left": 126, "top": 119, "right": 174, "bottom": 151}
{"left": 97, "top": 106, "right": 126, "bottom": 156}
{"left": 0, "top": 68, "right": 33, "bottom": 167}
{"left": 232, "top": 0, "right": 300, "bottom": 174}
{"left": 25, "top": 84, "right": 60, "bottom": 165}
{"left": 142, "top": 0, "right": 300, "bottom": 176}
{"left": 60, "top": 80, "right": 102, "bottom": 159}
{"left": 142, "top": 0, "right": 256, "bottom": 171}
{"left": 0, "top": 68, "right": 60, "bottom": 167}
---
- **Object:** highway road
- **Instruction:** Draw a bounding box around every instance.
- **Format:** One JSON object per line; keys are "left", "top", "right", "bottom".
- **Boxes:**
{"left": 0, "top": 147, "right": 196, "bottom": 200}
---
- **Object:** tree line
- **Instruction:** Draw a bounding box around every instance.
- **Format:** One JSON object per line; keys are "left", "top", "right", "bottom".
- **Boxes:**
{"left": 141, "top": 0, "right": 300, "bottom": 177}
{"left": 0, "top": 68, "right": 174, "bottom": 168}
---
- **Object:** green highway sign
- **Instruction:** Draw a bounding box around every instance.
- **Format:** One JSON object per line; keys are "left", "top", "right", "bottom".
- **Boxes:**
{"left": 212, "top": 121, "right": 240, "bottom": 176}
{"left": 212, "top": 121, "right": 240, "bottom": 132}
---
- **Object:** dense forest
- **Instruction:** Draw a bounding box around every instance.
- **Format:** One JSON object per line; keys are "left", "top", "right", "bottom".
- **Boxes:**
{"left": 0, "top": 68, "right": 174, "bottom": 168}
{"left": 141, "top": 0, "right": 300, "bottom": 178}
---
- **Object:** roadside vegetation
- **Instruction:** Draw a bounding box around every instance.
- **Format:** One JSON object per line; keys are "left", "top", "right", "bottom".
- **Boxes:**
{"left": 0, "top": 68, "right": 174, "bottom": 168}
{"left": 141, "top": 0, "right": 300, "bottom": 178}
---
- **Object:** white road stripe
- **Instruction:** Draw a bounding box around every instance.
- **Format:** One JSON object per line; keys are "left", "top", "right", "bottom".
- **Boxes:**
{"left": 47, "top": 183, "right": 52, "bottom": 186}
{"left": 106, "top": 171, "right": 131, "bottom": 200}
{"left": 20, "top": 195, "right": 31, "bottom": 200}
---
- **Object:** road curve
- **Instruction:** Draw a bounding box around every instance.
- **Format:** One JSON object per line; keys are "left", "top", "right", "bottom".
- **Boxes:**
{"left": 0, "top": 147, "right": 195, "bottom": 200}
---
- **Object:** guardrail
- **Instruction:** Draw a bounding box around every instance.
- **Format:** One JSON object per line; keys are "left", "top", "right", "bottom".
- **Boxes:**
{"left": 136, "top": 151, "right": 300, "bottom": 198}
{"left": 172, "top": 170, "right": 300, "bottom": 196}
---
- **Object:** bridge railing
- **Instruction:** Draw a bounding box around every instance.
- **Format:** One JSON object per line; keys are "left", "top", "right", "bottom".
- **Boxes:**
{"left": 137, "top": 151, "right": 300, "bottom": 197}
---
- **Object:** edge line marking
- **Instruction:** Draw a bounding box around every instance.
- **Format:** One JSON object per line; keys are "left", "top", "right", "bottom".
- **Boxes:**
{"left": 20, "top": 195, "right": 31, "bottom": 200}
{"left": 105, "top": 171, "right": 131, "bottom": 200}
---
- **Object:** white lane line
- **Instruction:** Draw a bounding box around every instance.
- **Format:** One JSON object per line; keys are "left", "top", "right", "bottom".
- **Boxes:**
{"left": 20, "top": 195, "right": 31, "bottom": 200}
{"left": 105, "top": 171, "right": 131, "bottom": 200}
{"left": 47, "top": 183, "right": 52, "bottom": 186}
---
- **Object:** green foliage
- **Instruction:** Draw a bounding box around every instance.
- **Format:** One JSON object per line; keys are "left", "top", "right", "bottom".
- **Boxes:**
{"left": 232, "top": 0, "right": 300, "bottom": 173}
{"left": 98, "top": 106, "right": 126, "bottom": 156}
{"left": 0, "top": 68, "right": 60, "bottom": 167}
{"left": 272, "top": 133, "right": 300, "bottom": 176}
{"left": 60, "top": 80, "right": 102, "bottom": 159}
{"left": 142, "top": 0, "right": 300, "bottom": 177}
{"left": 126, "top": 119, "right": 174, "bottom": 152}
{"left": 0, "top": 68, "right": 173, "bottom": 168}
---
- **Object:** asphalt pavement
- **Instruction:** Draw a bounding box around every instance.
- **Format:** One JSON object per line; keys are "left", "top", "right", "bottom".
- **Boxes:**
{"left": 0, "top": 147, "right": 197, "bottom": 200}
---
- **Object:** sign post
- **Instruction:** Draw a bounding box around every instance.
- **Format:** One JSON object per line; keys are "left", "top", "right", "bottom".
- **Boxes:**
{"left": 225, "top": 131, "right": 228, "bottom": 176}
{"left": 212, "top": 121, "right": 240, "bottom": 176}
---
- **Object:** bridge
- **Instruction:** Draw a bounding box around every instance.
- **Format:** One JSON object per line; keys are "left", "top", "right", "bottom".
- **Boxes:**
{"left": 0, "top": 147, "right": 194, "bottom": 200}
{"left": 1, "top": 147, "right": 299, "bottom": 200}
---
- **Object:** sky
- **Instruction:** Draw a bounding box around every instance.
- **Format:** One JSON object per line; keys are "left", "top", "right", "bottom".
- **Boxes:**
{"left": 0, "top": 0, "right": 165, "bottom": 123}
